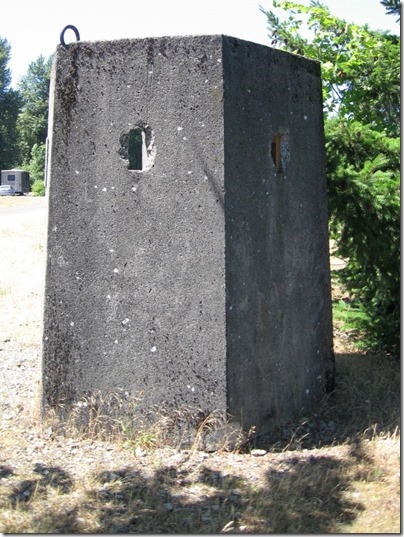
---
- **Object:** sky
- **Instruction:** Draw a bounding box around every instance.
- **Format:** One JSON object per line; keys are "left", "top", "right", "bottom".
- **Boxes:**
{"left": 1, "top": 0, "right": 400, "bottom": 88}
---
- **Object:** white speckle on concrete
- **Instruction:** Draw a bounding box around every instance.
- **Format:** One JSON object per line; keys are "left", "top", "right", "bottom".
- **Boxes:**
{"left": 113, "top": 268, "right": 119, "bottom": 273}
{"left": 70, "top": 321, "right": 74, "bottom": 327}
{"left": 151, "top": 346, "right": 157, "bottom": 353}
{"left": 109, "top": 248, "right": 114, "bottom": 253}
{"left": 75, "top": 170, "right": 80, "bottom": 175}
{"left": 177, "top": 126, "right": 183, "bottom": 131}
{"left": 306, "top": 389, "right": 310, "bottom": 394}
{"left": 94, "top": 185, "right": 98, "bottom": 189}
{"left": 132, "top": 185, "right": 137, "bottom": 192}
{"left": 114, "top": 340, "right": 119, "bottom": 344}
{"left": 304, "top": 115, "right": 308, "bottom": 120}
{"left": 122, "top": 318, "right": 130, "bottom": 325}
{"left": 182, "top": 137, "right": 187, "bottom": 141}
{"left": 107, "top": 294, "right": 111, "bottom": 300}
{"left": 102, "top": 187, "right": 107, "bottom": 192}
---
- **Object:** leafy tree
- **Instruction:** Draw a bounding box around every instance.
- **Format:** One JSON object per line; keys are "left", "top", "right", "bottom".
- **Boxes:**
{"left": 17, "top": 55, "right": 52, "bottom": 166}
{"left": 261, "top": 1, "right": 400, "bottom": 355}
{"left": 262, "top": 1, "right": 400, "bottom": 136}
{"left": 25, "top": 142, "right": 46, "bottom": 194}
{"left": 0, "top": 37, "right": 21, "bottom": 169}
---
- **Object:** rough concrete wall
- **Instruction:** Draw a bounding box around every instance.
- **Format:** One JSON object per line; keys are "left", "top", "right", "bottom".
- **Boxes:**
{"left": 43, "top": 36, "right": 228, "bottom": 412}
{"left": 222, "top": 37, "right": 334, "bottom": 432}
{"left": 43, "top": 34, "right": 334, "bottom": 437}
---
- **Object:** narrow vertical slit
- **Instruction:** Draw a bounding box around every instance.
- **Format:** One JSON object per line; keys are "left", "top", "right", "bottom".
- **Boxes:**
{"left": 128, "top": 128, "right": 144, "bottom": 170}
{"left": 271, "top": 134, "right": 282, "bottom": 173}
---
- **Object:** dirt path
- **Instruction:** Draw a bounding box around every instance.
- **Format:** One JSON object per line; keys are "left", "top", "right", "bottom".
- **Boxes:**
{"left": 0, "top": 196, "right": 47, "bottom": 424}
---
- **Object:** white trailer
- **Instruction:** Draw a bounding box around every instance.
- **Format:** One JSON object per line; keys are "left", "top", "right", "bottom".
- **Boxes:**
{"left": 1, "top": 169, "right": 30, "bottom": 195}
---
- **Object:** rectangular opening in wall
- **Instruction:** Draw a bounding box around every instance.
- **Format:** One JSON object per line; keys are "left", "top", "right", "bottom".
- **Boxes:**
{"left": 271, "top": 134, "right": 282, "bottom": 173}
{"left": 128, "top": 129, "right": 144, "bottom": 170}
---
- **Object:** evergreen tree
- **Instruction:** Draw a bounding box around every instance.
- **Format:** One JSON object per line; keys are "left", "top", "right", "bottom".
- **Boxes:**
{"left": 17, "top": 55, "right": 52, "bottom": 166}
{"left": 0, "top": 37, "right": 21, "bottom": 170}
{"left": 380, "top": 0, "right": 401, "bottom": 21}
{"left": 261, "top": 1, "right": 400, "bottom": 355}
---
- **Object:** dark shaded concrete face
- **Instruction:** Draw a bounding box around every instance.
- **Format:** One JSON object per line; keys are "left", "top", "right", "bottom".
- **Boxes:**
{"left": 43, "top": 35, "right": 334, "bottom": 435}
{"left": 221, "top": 38, "right": 335, "bottom": 430}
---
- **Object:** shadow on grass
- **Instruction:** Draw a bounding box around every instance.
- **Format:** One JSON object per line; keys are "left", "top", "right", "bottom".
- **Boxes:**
{"left": 255, "top": 352, "right": 400, "bottom": 451}
{"left": 2, "top": 453, "right": 367, "bottom": 533}
{"left": 1, "top": 352, "right": 398, "bottom": 533}
{"left": 7, "top": 463, "right": 74, "bottom": 506}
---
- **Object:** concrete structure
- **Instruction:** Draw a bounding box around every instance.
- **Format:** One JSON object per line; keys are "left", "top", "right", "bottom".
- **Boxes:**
{"left": 42, "top": 34, "right": 335, "bottom": 436}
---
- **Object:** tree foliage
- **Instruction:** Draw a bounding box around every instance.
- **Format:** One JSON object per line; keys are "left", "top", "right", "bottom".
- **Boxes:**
{"left": 326, "top": 119, "right": 399, "bottom": 354}
{"left": 25, "top": 142, "right": 46, "bottom": 195}
{"left": 17, "top": 55, "right": 52, "bottom": 167}
{"left": 261, "top": 1, "right": 400, "bottom": 355}
{"left": 380, "top": 0, "right": 401, "bottom": 21}
{"left": 0, "top": 38, "right": 21, "bottom": 169}
{"left": 263, "top": 1, "right": 400, "bottom": 136}
{"left": 0, "top": 40, "right": 51, "bottom": 186}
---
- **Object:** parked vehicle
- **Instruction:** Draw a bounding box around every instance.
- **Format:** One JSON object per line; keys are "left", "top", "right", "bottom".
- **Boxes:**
{"left": 1, "top": 169, "right": 30, "bottom": 195}
{"left": 0, "top": 185, "right": 16, "bottom": 196}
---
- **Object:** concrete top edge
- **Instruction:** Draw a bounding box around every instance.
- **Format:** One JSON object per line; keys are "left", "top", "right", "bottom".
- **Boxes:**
{"left": 56, "top": 33, "right": 321, "bottom": 67}
{"left": 57, "top": 33, "right": 249, "bottom": 47}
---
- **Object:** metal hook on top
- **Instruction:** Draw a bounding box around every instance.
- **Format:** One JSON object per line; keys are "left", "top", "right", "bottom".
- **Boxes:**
{"left": 60, "top": 25, "right": 80, "bottom": 47}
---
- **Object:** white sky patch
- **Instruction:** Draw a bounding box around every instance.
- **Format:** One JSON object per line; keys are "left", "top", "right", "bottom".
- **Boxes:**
{"left": 1, "top": 0, "right": 398, "bottom": 88}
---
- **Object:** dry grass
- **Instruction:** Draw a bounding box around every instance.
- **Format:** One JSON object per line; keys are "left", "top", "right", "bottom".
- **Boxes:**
{"left": 0, "top": 352, "right": 399, "bottom": 534}
{"left": 0, "top": 193, "right": 40, "bottom": 209}
{"left": 0, "top": 197, "right": 400, "bottom": 534}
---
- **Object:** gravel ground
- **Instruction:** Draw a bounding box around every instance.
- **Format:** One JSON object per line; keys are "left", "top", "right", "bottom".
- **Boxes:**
{"left": 0, "top": 196, "right": 46, "bottom": 426}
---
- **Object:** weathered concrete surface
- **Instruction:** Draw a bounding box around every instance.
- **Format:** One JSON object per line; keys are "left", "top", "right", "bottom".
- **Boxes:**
{"left": 42, "top": 35, "right": 334, "bottom": 436}
{"left": 222, "top": 38, "right": 334, "bottom": 428}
